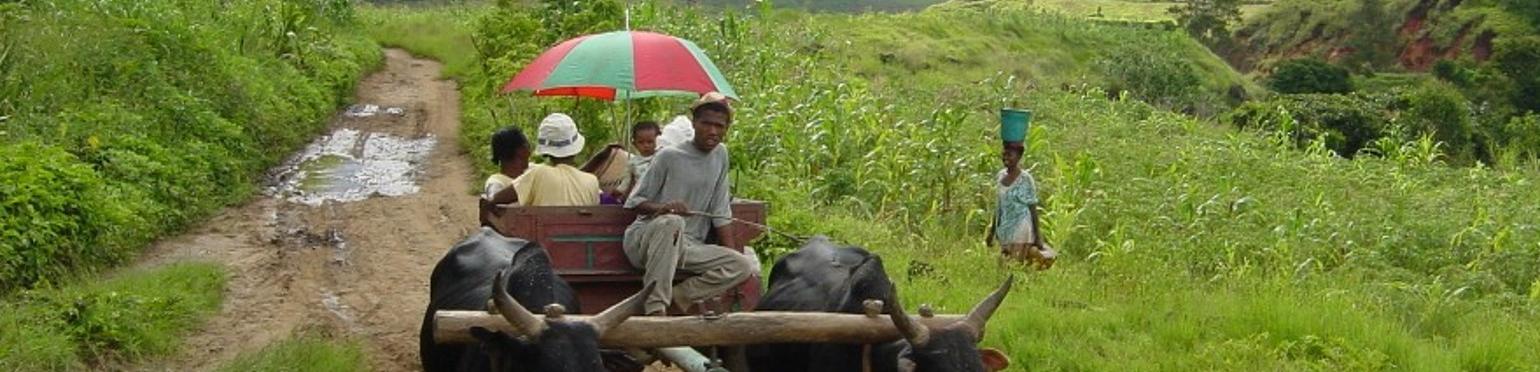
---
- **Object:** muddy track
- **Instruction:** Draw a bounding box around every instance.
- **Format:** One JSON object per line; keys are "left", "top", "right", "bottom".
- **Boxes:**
{"left": 129, "top": 49, "right": 473, "bottom": 371}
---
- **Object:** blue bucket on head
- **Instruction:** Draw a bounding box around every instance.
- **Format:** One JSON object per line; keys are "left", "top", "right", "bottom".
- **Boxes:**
{"left": 1000, "top": 108, "right": 1031, "bottom": 142}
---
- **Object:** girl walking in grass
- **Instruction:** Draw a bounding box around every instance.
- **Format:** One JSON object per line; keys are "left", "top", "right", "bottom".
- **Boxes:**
{"left": 988, "top": 138, "right": 1056, "bottom": 269}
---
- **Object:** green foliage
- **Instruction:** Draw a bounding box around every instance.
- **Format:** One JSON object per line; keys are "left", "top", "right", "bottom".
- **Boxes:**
{"left": 0, "top": 0, "right": 380, "bottom": 293}
{"left": 1168, "top": 0, "right": 1242, "bottom": 46}
{"left": 217, "top": 332, "right": 367, "bottom": 372}
{"left": 1500, "top": 113, "right": 1540, "bottom": 160}
{"left": 1224, "top": 93, "right": 1385, "bottom": 156}
{"left": 1096, "top": 41, "right": 1207, "bottom": 110}
{"left": 1492, "top": 35, "right": 1540, "bottom": 112}
{"left": 1267, "top": 58, "right": 1353, "bottom": 94}
{"left": 1402, "top": 82, "right": 1477, "bottom": 161}
{"left": 0, "top": 263, "right": 226, "bottom": 369}
{"left": 1343, "top": 0, "right": 1395, "bottom": 70}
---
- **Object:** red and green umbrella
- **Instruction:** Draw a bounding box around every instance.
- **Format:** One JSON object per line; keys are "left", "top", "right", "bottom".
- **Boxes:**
{"left": 501, "top": 31, "right": 738, "bottom": 101}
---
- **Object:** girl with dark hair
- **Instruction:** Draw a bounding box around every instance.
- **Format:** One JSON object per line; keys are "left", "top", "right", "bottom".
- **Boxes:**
{"left": 484, "top": 126, "right": 531, "bottom": 204}
{"left": 988, "top": 141, "right": 1055, "bottom": 269}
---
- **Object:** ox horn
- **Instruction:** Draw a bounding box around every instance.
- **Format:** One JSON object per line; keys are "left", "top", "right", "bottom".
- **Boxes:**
{"left": 961, "top": 274, "right": 1014, "bottom": 341}
{"left": 588, "top": 281, "right": 655, "bottom": 335}
{"left": 492, "top": 268, "right": 548, "bottom": 337}
{"left": 886, "top": 284, "right": 931, "bottom": 347}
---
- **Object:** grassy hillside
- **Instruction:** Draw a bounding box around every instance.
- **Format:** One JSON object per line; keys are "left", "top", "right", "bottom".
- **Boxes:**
{"left": 1234, "top": 0, "right": 1537, "bottom": 72}
{"left": 0, "top": 0, "right": 379, "bottom": 293}
{"left": 703, "top": 0, "right": 943, "bottom": 12}
{"left": 367, "top": 0, "right": 1540, "bottom": 369}
{"left": 816, "top": 7, "right": 1261, "bottom": 113}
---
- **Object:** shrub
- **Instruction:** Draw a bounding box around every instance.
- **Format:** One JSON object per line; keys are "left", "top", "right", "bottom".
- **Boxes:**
{"left": 1402, "top": 83, "right": 1476, "bottom": 162}
{"left": 1492, "top": 36, "right": 1540, "bottom": 113}
{"left": 1502, "top": 113, "right": 1540, "bottom": 160}
{"left": 0, "top": 143, "right": 135, "bottom": 292}
{"left": 1267, "top": 58, "right": 1353, "bottom": 94}
{"left": 1223, "top": 93, "right": 1385, "bottom": 157}
{"left": 1095, "top": 42, "right": 1205, "bottom": 110}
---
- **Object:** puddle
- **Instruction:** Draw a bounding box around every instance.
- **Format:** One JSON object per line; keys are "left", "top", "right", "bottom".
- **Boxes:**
{"left": 268, "top": 128, "right": 436, "bottom": 205}
{"left": 343, "top": 104, "right": 405, "bottom": 118}
{"left": 321, "top": 290, "right": 357, "bottom": 325}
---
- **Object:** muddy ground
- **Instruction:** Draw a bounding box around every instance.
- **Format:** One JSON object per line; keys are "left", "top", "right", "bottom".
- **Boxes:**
{"left": 130, "top": 49, "right": 476, "bottom": 371}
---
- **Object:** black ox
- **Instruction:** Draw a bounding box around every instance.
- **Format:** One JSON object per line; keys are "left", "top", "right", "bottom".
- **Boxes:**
{"left": 748, "top": 236, "right": 1012, "bottom": 372}
{"left": 420, "top": 227, "right": 648, "bottom": 372}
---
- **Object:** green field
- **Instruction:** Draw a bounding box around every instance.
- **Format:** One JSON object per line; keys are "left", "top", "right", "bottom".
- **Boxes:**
{"left": 1030, "top": 0, "right": 1272, "bottom": 21}
{"left": 364, "top": 0, "right": 1540, "bottom": 369}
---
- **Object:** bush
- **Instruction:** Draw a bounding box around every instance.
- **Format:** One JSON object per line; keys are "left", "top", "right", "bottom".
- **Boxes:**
{"left": 1492, "top": 36, "right": 1540, "bottom": 113}
{"left": 1095, "top": 42, "right": 1206, "bottom": 110}
{"left": 1402, "top": 83, "right": 1477, "bottom": 162}
{"left": 0, "top": 143, "right": 136, "bottom": 291}
{"left": 1502, "top": 113, "right": 1540, "bottom": 160}
{"left": 1267, "top": 58, "right": 1353, "bottom": 94}
{"left": 1223, "top": 93, "right": 1386, "bottom": 157}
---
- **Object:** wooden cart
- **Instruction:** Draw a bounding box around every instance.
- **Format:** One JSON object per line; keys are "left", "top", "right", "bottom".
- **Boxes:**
{"left": 480, "top": 200, "right": 767, "bottom": 314}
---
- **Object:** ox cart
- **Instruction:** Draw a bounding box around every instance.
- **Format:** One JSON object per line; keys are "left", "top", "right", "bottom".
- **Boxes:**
{"left": 433, "top": 201, "right": 996, "bottom": 372}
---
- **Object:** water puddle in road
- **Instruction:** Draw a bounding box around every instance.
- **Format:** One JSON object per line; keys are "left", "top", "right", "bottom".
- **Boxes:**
{"left": 267, "top": 128, "right": 436, "bottom": 205}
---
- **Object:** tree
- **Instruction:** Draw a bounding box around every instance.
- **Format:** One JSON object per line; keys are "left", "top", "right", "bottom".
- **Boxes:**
{"left": 1345, "top": 0, "right": 1396, "bottom": 70}
{"left": 1267, "top": 58, "right": 1353, "bottom": 94}
{"left": 1492, "top": 36, "right": 1540, "bottom": 113}
{"left": 1168, "top": 0, "right": 1242, "bottom": 47}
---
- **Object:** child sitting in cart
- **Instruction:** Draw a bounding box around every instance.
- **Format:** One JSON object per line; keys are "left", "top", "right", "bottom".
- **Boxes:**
{"left": 483, "top": 126, "right": 531, "bottom": 205}
{"left": 616, "top": 120, "right": 662, "bottom": 200}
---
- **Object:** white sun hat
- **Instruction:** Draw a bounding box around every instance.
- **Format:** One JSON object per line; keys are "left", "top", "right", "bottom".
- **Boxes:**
{"left": 659, "top": 115, "right": 694, "bottom": 149}
{"left": 535, "top": 113, "right": 585, "bottom": 158}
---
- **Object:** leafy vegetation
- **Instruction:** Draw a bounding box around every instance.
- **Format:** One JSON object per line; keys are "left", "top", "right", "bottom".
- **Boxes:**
{"left": 216, "top": 331, "right": 367, "bottom": 372}
{"left": 1267, "top": 58, "right": 1353, "bottom": 94}
{"left": 1168, "top": 0, "right": 1243, "bottom": 49}
{"left": 0, "top": 263, "right": 226, "bottom": 369}
{"left": 0, "top": 0, "right": 380, "bottom": 293}
{"left": 370, "top": 0, "right": 1540, "bottom": 369}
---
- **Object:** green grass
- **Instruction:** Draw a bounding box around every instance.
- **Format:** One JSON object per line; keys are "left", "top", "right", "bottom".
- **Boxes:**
{"left": 217, "top": 332, "right": 368, "bottom": 372}
{"left": 367, "top": 1, "right": 1540, "bottom": 369}
{"left": 359, "top": 4, "right": 482, "bottom": 80}
{"left": 0, "top": 263, "right": 227, "bottom": 370}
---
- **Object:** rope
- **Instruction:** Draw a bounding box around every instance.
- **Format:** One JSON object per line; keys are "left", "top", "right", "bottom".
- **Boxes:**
{"left": 691, "top": 212, "right": 807, "bottom": 242}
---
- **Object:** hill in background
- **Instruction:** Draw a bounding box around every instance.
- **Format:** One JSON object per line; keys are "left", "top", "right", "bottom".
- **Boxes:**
{"left": 1233, "top": 0, "right": 1537, "bottom": 72}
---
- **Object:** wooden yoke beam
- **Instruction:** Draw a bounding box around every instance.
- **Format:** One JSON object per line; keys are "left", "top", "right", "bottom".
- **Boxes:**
{"left": 434, "top": 311, "right": 964, "bottom": 348}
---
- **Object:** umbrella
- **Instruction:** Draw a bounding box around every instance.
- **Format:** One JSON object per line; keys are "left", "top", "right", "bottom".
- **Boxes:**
{"left": 501, "top": 30, "right": 738, "bottom": 101}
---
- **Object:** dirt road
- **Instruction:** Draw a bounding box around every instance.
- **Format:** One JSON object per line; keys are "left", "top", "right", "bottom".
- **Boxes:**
{"left": 132, "top": 49, "right": 474, "bottom": 371}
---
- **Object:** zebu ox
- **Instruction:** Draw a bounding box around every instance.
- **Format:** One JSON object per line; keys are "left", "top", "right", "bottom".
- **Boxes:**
{"left": 420, "top": 228, "right": 649, "bottom": 372}
{"left": 747, "top": 236, "right": 1012, "bottom": 372}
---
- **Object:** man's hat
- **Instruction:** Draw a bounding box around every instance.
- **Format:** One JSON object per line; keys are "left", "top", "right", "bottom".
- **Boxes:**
{"left": 535, "top": 113, "right": 586, "bottom": 158}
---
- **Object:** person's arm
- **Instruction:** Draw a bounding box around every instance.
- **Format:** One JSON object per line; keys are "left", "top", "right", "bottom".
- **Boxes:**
{"left": 986, "top": 211, "right": 998, "bottom": 247}
{"left": 708, "top": 149, "right": 735, "bottom": 247}
{"left": 488, "top": 185, "right": 520, "bottom": 205}
{"left": 624, "top": 151, "right": 687, "bottom": 216}
{"left": 1029, "top": 205, "right": 1045, "bottom": 247}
